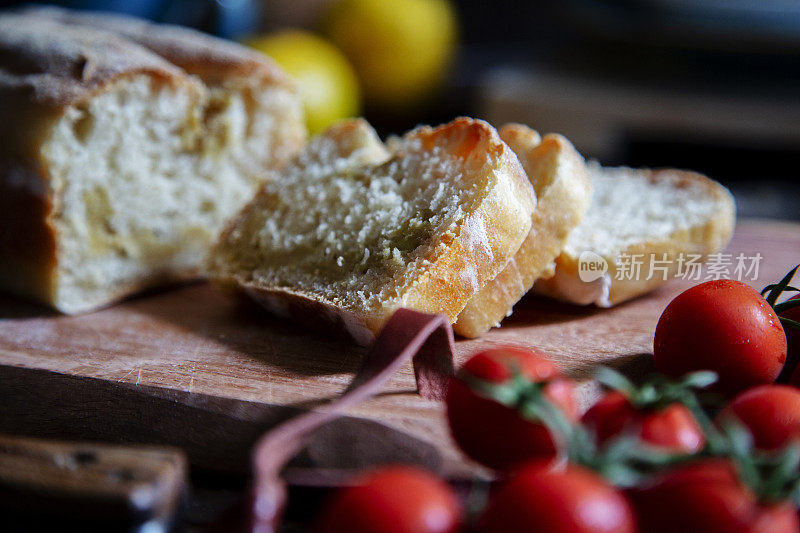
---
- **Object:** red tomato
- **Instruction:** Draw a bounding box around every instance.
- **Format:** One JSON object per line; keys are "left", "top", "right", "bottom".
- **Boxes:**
{"left": 582, "top": 391, "right": 704, "bottom": 453}
{"left": 477, "top": 462, "right": 637, "bottom": 533}
{"left": 629, "top": 459, "right": 798, "bottom": 533}
{"left": 654, "top": 280, "right": 787, "bottom": 395}
{"left": 445, "top": 346, "right": 577, "bottom": 471}
{"left": 718, "top": 384, "right": 800, "bottom": 450}
{"left": 314, "top": 466, "right": 460, "bottom": 533}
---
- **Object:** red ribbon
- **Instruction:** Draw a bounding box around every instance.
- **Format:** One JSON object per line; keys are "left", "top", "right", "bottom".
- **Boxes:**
{"left": 249, "top": 309, "right": 455, "bottom": 532}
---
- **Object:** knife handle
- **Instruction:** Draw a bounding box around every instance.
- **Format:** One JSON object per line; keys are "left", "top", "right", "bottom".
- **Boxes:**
{"left": 0, "top": 434, "right": 187, "bottom": 532}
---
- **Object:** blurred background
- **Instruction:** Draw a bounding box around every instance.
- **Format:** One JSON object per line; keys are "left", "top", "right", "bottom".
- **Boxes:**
{"left": 3, "top": 0, "right": 799, "bottom": 220}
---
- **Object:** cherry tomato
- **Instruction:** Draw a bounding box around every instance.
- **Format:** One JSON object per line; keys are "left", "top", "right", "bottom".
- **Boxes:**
{"left": 445, "top": 346, "right": 577, "bottom": 471}
{"left": 654, "top": 280, "right": 787, "bottom": 395}
{"left": 477, "top": 461, "right": 637, "bottom": 533}
{"left": 717, "top": 384, "right": 800, "bottom": 451}
{"left": 314, "top": 466, "right": 460, "bottom": 533}
{"left": 629, "top": 459, "right": 798, "bottom": 533}
{"left": 582, "top": 391, "right": 704, "bottom": 454}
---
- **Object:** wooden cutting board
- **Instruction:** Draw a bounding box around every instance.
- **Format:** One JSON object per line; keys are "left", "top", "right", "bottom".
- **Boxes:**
{"left": 1, "top": 219, "right": 797, "bottom": 480}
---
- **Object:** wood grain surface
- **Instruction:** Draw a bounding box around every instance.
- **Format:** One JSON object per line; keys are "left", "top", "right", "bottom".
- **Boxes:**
{"left": 1, "top": 219, "right": 798, "bottom": 480}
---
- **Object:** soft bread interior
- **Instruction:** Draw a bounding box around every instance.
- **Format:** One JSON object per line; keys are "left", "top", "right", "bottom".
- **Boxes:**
{"left": 565, "top": 162, "right": 730, "bottom": 260}
{"left": 44, "top": 74, "right": 302, "bottom": 313}
{"left": 212, "top": 120, "right": 490, "bottom": 308}
{"left": 209, "top": 118, "right": 535, "bottom": 334}
{"left": 209, "top": 119, "right": 392, "bottom": 287}
{"left": 533, "top": 162, "right": 736, "bottom": 307}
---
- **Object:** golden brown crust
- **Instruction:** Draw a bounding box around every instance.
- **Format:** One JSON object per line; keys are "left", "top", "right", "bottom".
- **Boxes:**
{"left": 533, "top": 168, "right": 736, "bottom": 307}
{"left": 398, "top": 119, "right": 536, "bottom": 324}
{"left": 454, "top": 124, "right": 592, "bottom": 337}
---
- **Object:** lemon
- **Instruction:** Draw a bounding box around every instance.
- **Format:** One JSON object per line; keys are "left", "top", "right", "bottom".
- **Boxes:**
{"left": 245, "top": 31, "right": 361, "bottom": 134}
{"left": 324, "top": 0, "right": 457, "bottom": 109}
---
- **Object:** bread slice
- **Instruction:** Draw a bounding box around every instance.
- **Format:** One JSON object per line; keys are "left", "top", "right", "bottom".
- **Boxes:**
{"left": 0, "top": 11, "right": 304, "bottom": 313}
{"left": 453, "top": 124, "right": 592, "bottom": 337}
{"left": 208, "top": 118, "right": 537, "bottom": 344}
{"left": 534, "top": 163, "right": 736, "bottom": 307}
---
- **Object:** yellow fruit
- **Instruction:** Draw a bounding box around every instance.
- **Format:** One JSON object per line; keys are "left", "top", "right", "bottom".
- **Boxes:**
{"left": 245, "top": 31, "right": 361, "bottom": 134}
{"left": 325, "top": 0, "right": 457, "bottom": 109}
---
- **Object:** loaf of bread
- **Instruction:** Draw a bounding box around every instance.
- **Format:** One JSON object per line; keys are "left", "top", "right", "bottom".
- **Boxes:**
{"left": 534, "top": 163, "right": 736, "bottom": 306}
{"left": 453, "top": 124, "right": 592, "bottom": 336}
{"left": 0, "top": 10, "right": 305, "bottom": 313}
{"left": 208, "top": 118, "right": 537, "bottom": 344}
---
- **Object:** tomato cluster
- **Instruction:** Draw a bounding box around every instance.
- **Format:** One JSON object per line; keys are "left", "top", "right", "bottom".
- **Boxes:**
{"left": 313, "top": 269, "right": 800, "bottom": 533}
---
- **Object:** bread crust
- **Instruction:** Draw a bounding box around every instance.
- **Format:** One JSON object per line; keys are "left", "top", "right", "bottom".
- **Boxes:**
{"left": 454, "top": 124, "right": 592, "bottom": 337}
{"left": 210, "top": 118, "right": 536, "bottom": 345}
{"left": 0, "top": 164, "right": 58, "bottom": 306}
{"left": 397, "top": 119, "right": 536, "bottom": 324}
{"left": 0, "top": 11, "right": 303, "bottom": 312}
{"left": 20, "top": 6, "right": 294, "bottom": 88}
{"left": 533, "top": 168, "right": 736, "bottom": 307}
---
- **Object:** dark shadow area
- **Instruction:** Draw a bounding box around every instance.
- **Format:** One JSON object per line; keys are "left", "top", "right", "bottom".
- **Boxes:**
{"left": 123, "top": 283, "right": 365, "bottom": 377}
{"left": 0, "top": 293, "right": 57, "bottom": 319}
{"left": 0, "top": 365, "right": 436, "bottom": 478}
{"left": 500, "top": 292, "right": 609, "bottom": 328}
{"left": 564, "top": 352, "right": 653, "bottom": 382}
{"left": 290, "top": 416, "right": 441, "bottom": 472}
